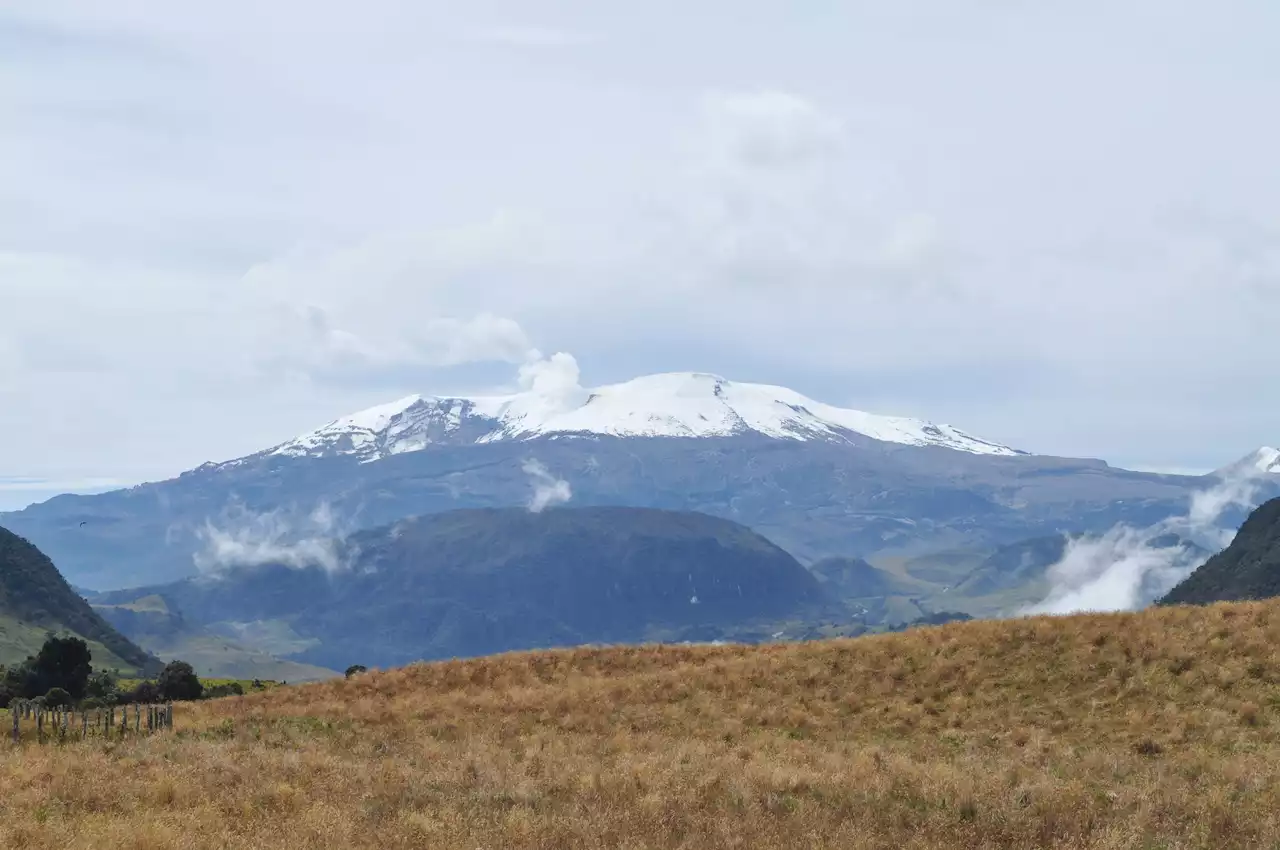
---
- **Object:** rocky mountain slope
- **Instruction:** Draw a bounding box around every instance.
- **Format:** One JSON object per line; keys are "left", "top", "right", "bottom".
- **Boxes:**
{"left": 1160, "top": 497, "right": 1280, "bottom": 606}
{"left": 90, "top": 507, "right": 839, "bottom": 670}
{"left": 0, "top": 525, "right": 161, "bottom": 673}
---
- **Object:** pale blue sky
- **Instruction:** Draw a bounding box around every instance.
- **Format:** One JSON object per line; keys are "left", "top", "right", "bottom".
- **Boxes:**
{"left": 2, "top": 1, "right": 1278, "bottom": 509}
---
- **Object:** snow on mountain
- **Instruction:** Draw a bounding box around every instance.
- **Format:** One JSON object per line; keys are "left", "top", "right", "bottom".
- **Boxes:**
{"left": 1216, "top": 446, "right": 1280, "bottom": 478}
{"left": 258, "top": 372, "right": 1023, "bottom": 463}
{"left": 1249, "top": 447, "right": 1280, "bottom": 474}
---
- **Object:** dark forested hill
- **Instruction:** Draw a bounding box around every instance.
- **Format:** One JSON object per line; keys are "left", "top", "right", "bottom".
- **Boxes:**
{"left": 0, "top": 526, "right": 161, "bottom": 673}
{"left": 1160, "top": 498, "right": 1280, "bottom": 606}
{"left": 91, "top": 506, "right": 836, "bottom": 670}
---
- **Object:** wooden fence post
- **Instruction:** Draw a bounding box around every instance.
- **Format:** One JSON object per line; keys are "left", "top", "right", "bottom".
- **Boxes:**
{"left": 134, "top": 704, "right": 140, "bottom": 732}
{"left": 36, "top": 708, "right": 43, "bottom": 743}
{"left": 11, "top": 706, "right": 18, "bottom": 744}
{"left": 82, "top": 710, "right": 88, "bottom": 739}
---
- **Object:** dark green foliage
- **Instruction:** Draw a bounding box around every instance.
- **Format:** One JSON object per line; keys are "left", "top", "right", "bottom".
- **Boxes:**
{"left": 2, "top": 634, "right": 93, "bottom": 700}
{"left": 1161, "top": 497, "right": 1280, "bottom": 605}
{"left": 157, "top": 660, "right": 203, "bottom": 701}
{"left": 43, "top": 687, "right": 71, "bottom": 708}
{"left": 34, "top": 634, "right": 93, "bottom": 698}
{"left": 344, "top": 664, "right": 367, "bottom": 678}
{"left": 0, "top": 526, "right": 162, "bottom": 674}
{"left": 204, "top": 681, "right": 244, "bottom": 699}
{"left": 120, "top": 680, "right": 161, "bottom": 704}
{"left": 85, "top": 669, "right": 118, "bottom": 701}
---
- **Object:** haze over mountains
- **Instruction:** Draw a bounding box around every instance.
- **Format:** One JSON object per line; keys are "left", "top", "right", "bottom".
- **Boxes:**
{"left": 3, "top": 369, "right": 1276, "bottom": 603}
{"left": 89, "top": 507, "right": 846, "bottom": 671}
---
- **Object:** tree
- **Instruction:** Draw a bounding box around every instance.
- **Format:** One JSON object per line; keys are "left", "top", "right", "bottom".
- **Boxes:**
{"left": 124, "top": 681, "right": 161, "bottom": 704}
{"left": 85, "top": 669, "right": 117, "bottom": 701}
{"left": 203, "top": 682, "right": 244, "bottom": 699}
{"left": 345, "top": 664, "right": 367, "bottom": 679}
{"left": 4, "top": 634, "right": 93, "bottom": 700}
{"left": 43, "top": 687, "right": 72, "bottom": 709}
{"left": 157, "top": 660, "right": 203, "bottom": 701}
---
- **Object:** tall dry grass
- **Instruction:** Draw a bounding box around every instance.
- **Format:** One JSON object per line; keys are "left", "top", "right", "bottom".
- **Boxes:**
{"left": 3, "top": 600, "right": 1280, "bottom": 848}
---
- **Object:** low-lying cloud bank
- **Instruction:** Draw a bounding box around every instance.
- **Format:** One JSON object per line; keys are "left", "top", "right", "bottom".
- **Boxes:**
{"left": 1023, "top": 469, "right": 1267, "bottom": 615}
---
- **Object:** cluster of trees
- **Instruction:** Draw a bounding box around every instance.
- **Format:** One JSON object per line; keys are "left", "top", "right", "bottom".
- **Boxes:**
{"left": 0, "top": 634, "right": 204, "bottom": 708}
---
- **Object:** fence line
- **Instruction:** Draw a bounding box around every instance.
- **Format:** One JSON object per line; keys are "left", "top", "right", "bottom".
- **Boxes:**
{"left": 8, "top": 699, "right": 173, "bottom": 744}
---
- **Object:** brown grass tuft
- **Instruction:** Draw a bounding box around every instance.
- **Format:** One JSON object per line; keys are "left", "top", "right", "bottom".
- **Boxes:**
{"left": 3, "top": 599, "right": 1280, "bottom": 847}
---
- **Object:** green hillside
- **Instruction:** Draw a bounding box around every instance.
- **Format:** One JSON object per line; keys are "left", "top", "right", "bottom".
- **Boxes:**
{"left": 0, "top": 525, "right": 161, "bottom": 674}
{"left": 1161, "top": 497, "right": 1280, "bottom": 605}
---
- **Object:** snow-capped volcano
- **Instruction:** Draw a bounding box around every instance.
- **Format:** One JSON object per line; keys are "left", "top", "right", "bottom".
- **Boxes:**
{"left": 252, "top": 372, "right": 1022, "bottom": 464}
{"left": 1215, "top": 447, "right": 1280, "bottom": 478}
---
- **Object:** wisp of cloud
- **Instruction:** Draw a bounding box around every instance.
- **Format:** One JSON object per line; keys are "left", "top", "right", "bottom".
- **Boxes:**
{"left": 192, "top": 499, "right": 356, "bottom": 575}
{"left": 1022, "top": 468, "right": 1266, "bottom": 616}
{"left": 522, "top": 458, "right": 571, "bottom": 513}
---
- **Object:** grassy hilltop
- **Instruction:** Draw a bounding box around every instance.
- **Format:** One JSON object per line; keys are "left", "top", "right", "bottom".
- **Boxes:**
{"left": 2, "top": 599, "right": 1280, "bottom": 848}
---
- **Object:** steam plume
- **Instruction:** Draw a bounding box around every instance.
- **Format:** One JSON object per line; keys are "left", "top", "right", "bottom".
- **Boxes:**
{"left": 522, "top": 459, "right": 571, "bottom": 512}
{"left": 192, "top": 499, "right": 357, "bottom": 575}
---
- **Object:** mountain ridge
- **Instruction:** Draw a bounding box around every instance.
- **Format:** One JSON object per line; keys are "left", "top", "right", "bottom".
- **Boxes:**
{"left": 2, "top": 433, "right": 1244, "bottom": 591}
{"left": 232, "top": 371, "right": 1023, "bottom": 466}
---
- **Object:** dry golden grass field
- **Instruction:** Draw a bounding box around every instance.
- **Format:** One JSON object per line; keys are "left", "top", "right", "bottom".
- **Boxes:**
{"left": 3, "top": 600, "right": 1280, "bottom": 849}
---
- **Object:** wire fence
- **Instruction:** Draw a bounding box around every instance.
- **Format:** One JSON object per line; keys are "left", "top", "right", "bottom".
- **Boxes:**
{"left": 8, "top": 699, "right": 173, "bottom": 744}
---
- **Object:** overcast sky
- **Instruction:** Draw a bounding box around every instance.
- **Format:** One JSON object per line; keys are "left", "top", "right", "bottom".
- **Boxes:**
{"left": 2, "top": 1, "right": 1279, "bottom": 510}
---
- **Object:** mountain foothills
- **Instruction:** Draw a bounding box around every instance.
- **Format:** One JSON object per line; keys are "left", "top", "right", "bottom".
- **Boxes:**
{"left": 0, "top": 526, "right": 160, "bottom": 674}
{"left": 84, "top": 591, "right": 339, "bottom": 683}
{"left": 6, "top": 371, "right": 1271, "bottom": 594}
{"left": 1160, "top": 496, "right": 1280, "bottom": 606}
{"left": 89, "top": 507, "right": 848, "bottom": 671}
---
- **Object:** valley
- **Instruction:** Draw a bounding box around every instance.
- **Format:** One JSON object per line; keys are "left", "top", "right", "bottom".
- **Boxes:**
{"left": 2, "top": 375, "right": 1273, "bottom": 679}
{"left": 7, "top": 7, "right": 1275, "bottom": 846}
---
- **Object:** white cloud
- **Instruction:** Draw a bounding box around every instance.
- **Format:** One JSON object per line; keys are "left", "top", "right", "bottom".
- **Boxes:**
{"left": 522, "top": 458, "right": 572, "bottom": 513}
{"left": 2, "top": 2, "right": 1280, "bottom": 485}
{"left": 467, "top": 26, "right": 599, "bottom": 48}
{"left": 1023, "top": 468, "right": 1266, "bottom": 616}
{"left": 698, "top": 90, "right": 847, "bottom": 172}
{"left": 191, "top": 499, "right": 357, "bottom": 575}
